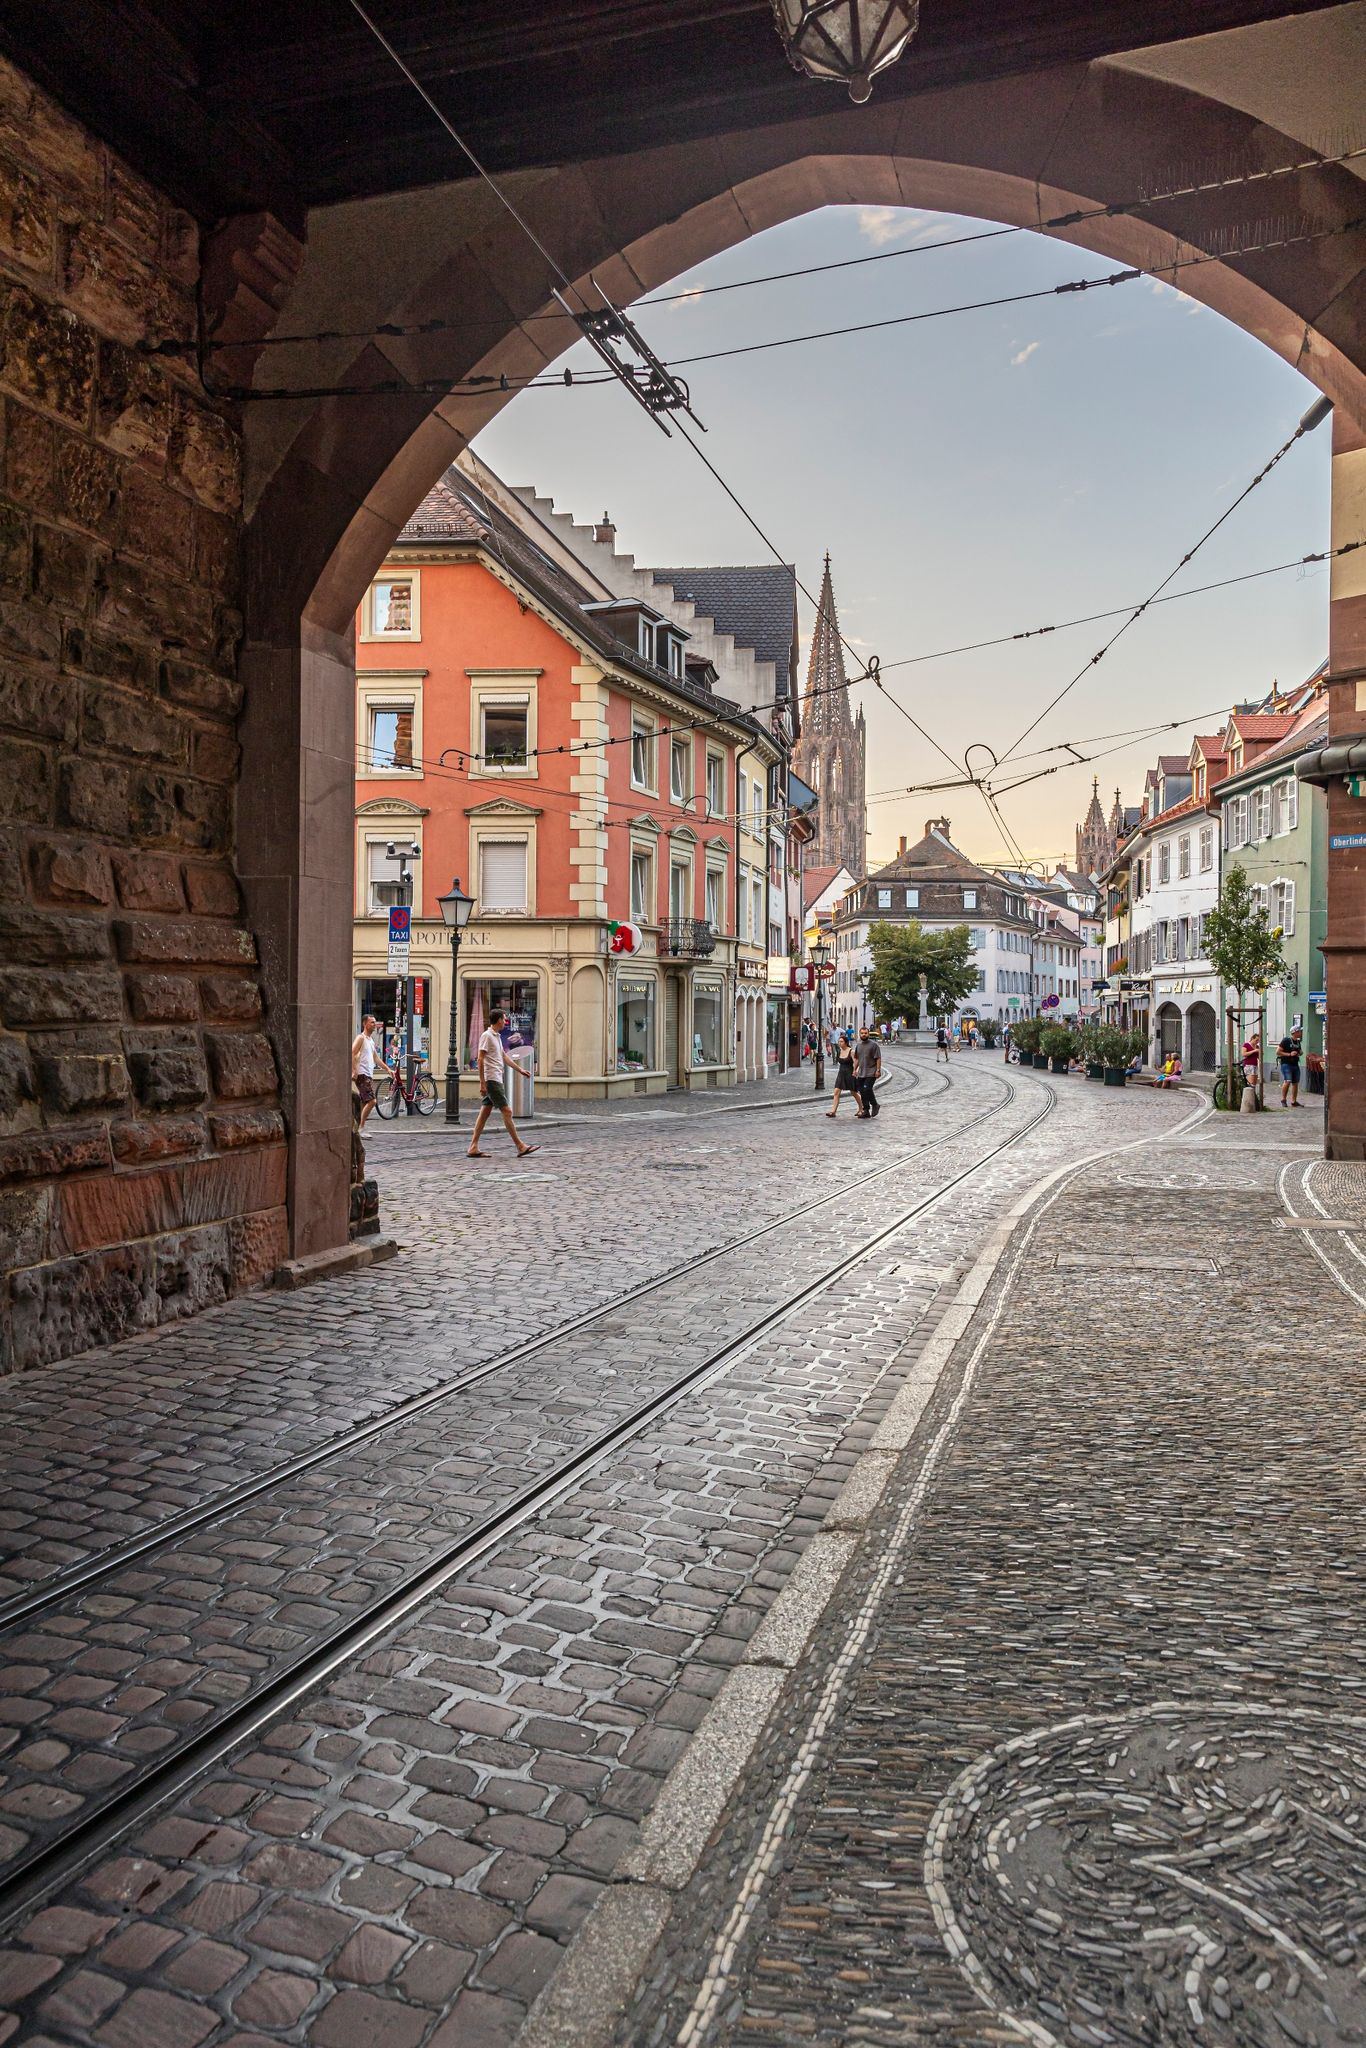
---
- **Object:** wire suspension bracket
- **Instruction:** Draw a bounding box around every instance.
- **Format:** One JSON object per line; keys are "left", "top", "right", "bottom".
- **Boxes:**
{"left": 560, "top": 277, "right": 706, "bottom": 435}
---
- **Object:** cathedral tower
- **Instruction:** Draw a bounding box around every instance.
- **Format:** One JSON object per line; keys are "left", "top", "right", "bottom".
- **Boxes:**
{"left": 793, "top": 555, "right": 867, "bottom": 876}
{"left": 1075, "top": 776, "right": 1116, "bottom": 876}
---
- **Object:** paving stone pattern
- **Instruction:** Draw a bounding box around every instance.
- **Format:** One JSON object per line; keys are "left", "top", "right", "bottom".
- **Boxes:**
{"left": 617, "top": 1131, "right": 1365, "bottom": 2048}
{"left": 0, "top": 1060, "right": 1193, "bottom": 2048}
{"left": 0, "top": 1065, "right": 926, "bottom": 1604}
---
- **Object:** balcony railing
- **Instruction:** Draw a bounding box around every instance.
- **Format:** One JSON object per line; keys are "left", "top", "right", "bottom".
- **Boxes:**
{"left": 662, "top": 918, "right": 717, "bottom": 960}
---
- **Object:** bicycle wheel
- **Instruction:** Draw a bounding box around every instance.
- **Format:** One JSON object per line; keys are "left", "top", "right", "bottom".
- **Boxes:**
{"left": 374, "top": 1076, "right": 403, "bottom": 1119}
{"left": 1213, "top": 1073, "right": 1228, "bottom": 1111}
{"left": 414, "top": 1072, "right": 438, "bottom": 1115}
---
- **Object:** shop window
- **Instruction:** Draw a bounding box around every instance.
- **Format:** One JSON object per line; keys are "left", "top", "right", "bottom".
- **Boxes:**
{"left": 631, "top": 848, "right": 653, "bottom": 923}
{"left": 480, "top": 698, "right": 530, "bottom": 771}
{"left": 692, "top": 983, "right": 724, "bottom": 1066}
{"left": 616, "top": 975, "right": 656, "bottom": 1072}
{"left": 465, "top": 980, "right": 537, "bottom": 1064}
{"left": 478, "top": 839, "right": 528, "bottom": 914}
{"left": 367, "top": 701, "right": 415, "bottom": 773}
{"left": 365, "top": 574, "right": 419, "bottom": 639}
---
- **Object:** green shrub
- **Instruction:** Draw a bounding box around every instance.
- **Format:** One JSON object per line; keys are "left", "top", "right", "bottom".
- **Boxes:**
{"left": 1041, "top": 1024, "right": 1075, "bottom": 1061}
{"left": 1012, "top": 1014, "right": 1043, "bottom": 1055}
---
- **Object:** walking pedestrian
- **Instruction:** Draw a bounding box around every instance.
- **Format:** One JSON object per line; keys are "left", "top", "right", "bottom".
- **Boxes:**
{"left": 935, "top": 1021, "right": 951, "bottom": 1062}
{"left": 467, "top": 1008, "right": 540, "bottom": 1158}
{"left": 351, "top": 1014, "right": 390, "bottom": 1130}
{"left": 1002, "top": 1023, "right": 1012, "bottom": 1063}
{"left": 825, "top": 1033, "right": 857, "bottom": 1118}
{"left": 1277, "top": 1026, "right": 1302, "bottom": 1107}
{"left": 854, "top": 1025, "right": 881, "bottom": 1117}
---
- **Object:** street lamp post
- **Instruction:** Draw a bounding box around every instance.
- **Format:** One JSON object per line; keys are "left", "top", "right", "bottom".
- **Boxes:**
{"left": 438, "top": 877, "right": 475, "bottom": 1124}
{"left": 387, "top": 840, "right": 421, "bottom": 1112}
{"left": 809, "top": 931, "right": 831, "bottom": 1092}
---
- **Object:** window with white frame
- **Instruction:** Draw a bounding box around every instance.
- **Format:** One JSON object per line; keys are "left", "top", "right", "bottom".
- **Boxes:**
{"left": 705, "top": 752, "right": 724, "bottom": 818}
{"left": 365, "top": 841, "right": 411, "bottom": 917}
{"left": 630, "top": 847, "right": 653, "bottom": 923}
{"left": 670, "top": 737, "right": 691, "bottom": 805}
{"left": 963, "top": 889, "right": 977, "bottom": 910}
{"left": 1252, "top": 786, "right": 1272, "bottom": 840}
{"left": 1199, "top": 825, "right": 1214, "bottom": 872}
{"left": 905, "top": 887, "right": 919, "bottom": 909}
{"left": 1272, "top": 777, "right": 1298, "bottom": 835}
{"left": 1271, "top": 877, "right": 1296, "bottom": 935}
{"left": 877, "top": 888, "right": 892, "bottom": 907}
{"left": 363, "top": 573, "right": 419, "bottom": 640}
{"left": 1231, "top": 797, "right": 1248, "bottom": 848}
{"left": 1144, "top": 853, "right": 1152, "bottom": 889}
{"left": 631, "top": 715, "right": 656, "bottom": 792}
{"left": 1252, "top": 882, "right": 1271, "bottom": 919}
{"left": 704, "top": 866, "right": 723, "bottom": 932}
{"left": 366, "top": 699, "right": 415, "bottom": 773}
{"left": 1157, "top": 841, "right": 1170, "bottom": 884}
{"left": 479, "top": 696, "right": 530, "bottom": 771}
{"left": 1177, "top": 833, "right": 1191, "bottom": 879}
{"left": 477, "top": 839, "right": 528, "bottom": 914}
{"left": 669, "top": 860, "right": 690, "bottom": 923}
{"left": 751, "top": 875, "right": 764, "bottom": 943}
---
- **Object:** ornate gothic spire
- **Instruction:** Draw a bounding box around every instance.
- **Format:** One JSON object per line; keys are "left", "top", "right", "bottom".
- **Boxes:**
{"left": 1076, "top": 775, "right": 1115, "bottom": 876}
{"left": 801, "top": 554, "right": 853, "bottom": 737}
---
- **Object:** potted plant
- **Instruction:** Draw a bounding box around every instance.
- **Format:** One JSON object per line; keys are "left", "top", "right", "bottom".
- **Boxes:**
{"left": 1095, "top": 1024, "right": 1130, "bottom": 1085}
{"left": 1012, "top": 1015, "right": 1042, "bottom": 1064}
{"left": 1041, "top": 1023, "right": 1075, "bottom": 1073}
{"left": 979, "top": 1016, "right": 1000, "bottom": 1048}
{"left": 1078, "top": 1021, "right": 1104, "bottom": 1080}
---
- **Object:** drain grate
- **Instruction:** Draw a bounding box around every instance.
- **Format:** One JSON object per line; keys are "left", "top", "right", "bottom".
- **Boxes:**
{"left": 648, "top": 1163, "right": 707, "bottom": 1172}
{"left": 1052, "top": 1251, "right": 1220, "bottom": 1274}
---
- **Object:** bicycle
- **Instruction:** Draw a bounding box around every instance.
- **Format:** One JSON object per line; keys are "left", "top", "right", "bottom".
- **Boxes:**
{"left": 1212, "top": 1069, "right": 1254, "bottom": 1112}
{"left": 374, "top": 1058, "right": 438, "bottom": 1117}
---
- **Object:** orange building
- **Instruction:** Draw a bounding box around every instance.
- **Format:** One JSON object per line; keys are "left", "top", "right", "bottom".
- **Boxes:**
{"left": 352, "top": 470, "right": 785, "bottom": 1096}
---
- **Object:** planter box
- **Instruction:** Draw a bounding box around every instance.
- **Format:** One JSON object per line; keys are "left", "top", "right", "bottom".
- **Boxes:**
{"left": 1103, "top": 1067, "right": 1127, "bottom": 1087}
{"left": 1032, "top": 1053, "right": 1049, "bottom": 1069}
{"left": 1048, "top": 1055, "right": 1069, "bottom": 1073}
{"left": 1086, "top": 1062, "right": 1104, "bottom": 1080}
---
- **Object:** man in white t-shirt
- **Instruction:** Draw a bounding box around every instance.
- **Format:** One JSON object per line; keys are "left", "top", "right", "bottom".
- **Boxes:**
{"left": 468, "top": 1008, "right": 539, "bottom": 1159}
{"left": 350, "top": 1014, "right": 390, "bottom": 1130}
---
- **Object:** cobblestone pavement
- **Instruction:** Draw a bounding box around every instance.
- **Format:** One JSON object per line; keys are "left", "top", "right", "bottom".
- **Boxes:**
{"left": 0, "top": 1057, "right": 1199, "bottom": 2048}
{"left": 616, "top": 1100, "right": 1364, "bottom": 2048}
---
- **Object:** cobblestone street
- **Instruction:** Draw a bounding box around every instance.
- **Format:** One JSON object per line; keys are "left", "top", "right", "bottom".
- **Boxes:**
{"left": 1, "top": 1055, "right": 1359, "bottom": 2048}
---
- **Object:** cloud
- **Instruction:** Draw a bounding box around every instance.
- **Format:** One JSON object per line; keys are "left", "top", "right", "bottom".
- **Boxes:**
{"left": 1010, "top": 341, "right": 1040, "bottom": 367}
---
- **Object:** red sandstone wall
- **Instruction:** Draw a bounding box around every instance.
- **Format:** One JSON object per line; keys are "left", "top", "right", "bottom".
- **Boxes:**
{"left": 0, "top": 57, "right": 285, "bottom": 1369}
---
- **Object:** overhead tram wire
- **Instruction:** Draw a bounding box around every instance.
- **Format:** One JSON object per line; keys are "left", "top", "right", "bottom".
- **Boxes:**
{"left": 149, "top": 141, "right": 1366, "bottom": 363}
{"left": 994, "top": 393, "right": 1338, "bottom": 772}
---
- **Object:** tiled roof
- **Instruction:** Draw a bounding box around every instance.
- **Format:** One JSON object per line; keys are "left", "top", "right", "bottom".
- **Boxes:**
{"left": 1156, "top": 754, "right": 1192, "bottom": 774}
{"left": 392, "top": 470, "right": 767, "bottom": 739}
{"left": 803, "top": 864, "right": 843, "bottom": 909}
{"left": 1211, "top": 709, "right": 1329, "bottom": 791}
{"left": 1228, "top": 712, "right": 1295, "bottom": 741}
{"left": 651, "top": 566, "right": 798, "bottom": 688}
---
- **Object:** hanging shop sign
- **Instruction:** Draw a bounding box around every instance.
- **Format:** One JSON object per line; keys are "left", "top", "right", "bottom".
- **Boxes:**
{"left": 790, "top": 964, "right": 817, "bottom": 993}
{"left": 606, "top": 920, "right": 643, "bottom": 955}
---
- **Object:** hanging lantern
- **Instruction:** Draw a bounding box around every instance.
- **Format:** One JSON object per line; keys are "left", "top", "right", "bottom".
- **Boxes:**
{"left": 771, "top": 0, "right": 919, "bottom": 103}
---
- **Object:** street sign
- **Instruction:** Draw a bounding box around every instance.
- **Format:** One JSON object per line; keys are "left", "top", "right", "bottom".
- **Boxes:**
{"left": 790, "top": 964, "right": 816, "bottom": 993}
{"left": 1330, "top": 833, "right": 1366, "bottom": 849}
{"left": 387, "top": 906, "right": 411, "bottom": 976}
{"left": 1348, "top": 774, "right": 1365, "bottom": 798}
{"left": 1041, "top": 993, "right": 1060, "bottom": 1009}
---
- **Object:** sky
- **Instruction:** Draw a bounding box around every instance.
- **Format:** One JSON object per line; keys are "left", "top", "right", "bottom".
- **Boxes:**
{"left": 473, "top": 203, "right": 1332, "bottom": 870}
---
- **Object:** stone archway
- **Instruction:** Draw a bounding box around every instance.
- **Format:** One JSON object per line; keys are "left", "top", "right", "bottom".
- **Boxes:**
{"left": 1188, "top": 1000, "right": 1218, "bottom": 1071}
{"left": 238, "top": 12, "right": 1366, "bottom": 1251}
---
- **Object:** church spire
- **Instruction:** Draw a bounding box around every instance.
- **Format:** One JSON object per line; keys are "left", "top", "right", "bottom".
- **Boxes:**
{"left": 793, "top": 554, "right": 867, "bottom": 877}
{"left": 1076, "top": 774, "right": 1114, "bottom": 876}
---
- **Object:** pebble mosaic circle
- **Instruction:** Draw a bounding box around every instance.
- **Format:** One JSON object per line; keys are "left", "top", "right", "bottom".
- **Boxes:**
{"left": 925, "top": 1702, "right": 1366, "bottom": 2048}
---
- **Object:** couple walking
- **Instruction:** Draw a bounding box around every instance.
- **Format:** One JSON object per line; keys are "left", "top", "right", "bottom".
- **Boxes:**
{"left": 827, "top": 1025, "right": 881, "bottom": 1119}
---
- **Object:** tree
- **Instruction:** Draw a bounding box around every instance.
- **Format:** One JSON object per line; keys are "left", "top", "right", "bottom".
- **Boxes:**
{"left": 1202, "top": 862, "right": 1287, "bottom": 1104}
{"left": 866, "top": 919, "right": 978, "bottom": 1024}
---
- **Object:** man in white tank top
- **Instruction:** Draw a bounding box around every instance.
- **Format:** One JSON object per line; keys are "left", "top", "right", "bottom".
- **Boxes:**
{"left": 351, "top": 1014, "right": 390, "bottom": 1129}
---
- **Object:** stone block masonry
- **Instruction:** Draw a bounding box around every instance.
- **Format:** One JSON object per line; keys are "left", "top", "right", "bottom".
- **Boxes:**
{"left": 0, "top": 54, "right": 284, "bottom": 1370}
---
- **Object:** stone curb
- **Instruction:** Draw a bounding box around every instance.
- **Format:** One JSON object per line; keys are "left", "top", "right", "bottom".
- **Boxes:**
{"left": 272, "top": 1235, "right": 399, "bottom": 1289}
{"left": 512, "top": 1087, "right": 1213, "bottom": 2048}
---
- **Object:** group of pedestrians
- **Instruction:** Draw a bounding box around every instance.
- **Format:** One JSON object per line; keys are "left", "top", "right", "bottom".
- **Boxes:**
{"left": 826, "top": 1025, "right": 881, "bottom": 1119}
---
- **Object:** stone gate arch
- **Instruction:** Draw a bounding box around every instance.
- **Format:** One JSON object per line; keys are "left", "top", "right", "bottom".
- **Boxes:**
{"left": 236, "top": 11, "right": 1366, "bottom": 1252}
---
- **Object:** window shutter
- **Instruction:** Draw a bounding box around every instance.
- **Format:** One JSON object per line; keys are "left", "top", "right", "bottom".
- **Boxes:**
{"left": 1287, "top": 778, "right": 1298, "bottom": 831}
{"left": 479, "top": 840, "right": 527, "bottom": 911}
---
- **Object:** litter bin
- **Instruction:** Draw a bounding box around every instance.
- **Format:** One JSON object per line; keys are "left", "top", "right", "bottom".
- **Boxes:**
{"left": 510, "top": 1048, "right": 535, "bottom": 1119}
{"left": 1307, "top": 1054, "right": 1325, "bottom": 1095}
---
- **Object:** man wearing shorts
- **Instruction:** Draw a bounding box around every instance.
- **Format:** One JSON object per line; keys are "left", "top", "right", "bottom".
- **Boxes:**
{"left": 468, "top": 1009, "right": 539, "bottom": 1158}
{"left": 1277, "top": 1027, "right": 1302, "bottom": 1107}
{"left": 351, "top": 1014, "right": 389, "bottom": 1130}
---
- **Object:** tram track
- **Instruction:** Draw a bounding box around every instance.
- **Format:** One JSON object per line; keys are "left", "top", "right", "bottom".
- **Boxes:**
{"left": 0, "top": 1061, "right": 1055, "bottom": 1930}
{"left": 0, "top": 1063, "right": 935, "bottom": 1632}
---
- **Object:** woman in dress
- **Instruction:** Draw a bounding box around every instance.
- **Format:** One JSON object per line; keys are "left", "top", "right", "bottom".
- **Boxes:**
{"left": 826, "top": 1034, "right": 858, "bottom": 1118}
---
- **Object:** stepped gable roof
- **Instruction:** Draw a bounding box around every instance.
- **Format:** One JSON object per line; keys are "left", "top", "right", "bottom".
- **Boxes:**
{"left": 1211, "top": 708, "right": 1329, "bottom": 791}
{"left": 395, "top": 470, "right": 767, "bottom": 739}
{"left": 651, "top": 565, "right": 797, "bottom": 686}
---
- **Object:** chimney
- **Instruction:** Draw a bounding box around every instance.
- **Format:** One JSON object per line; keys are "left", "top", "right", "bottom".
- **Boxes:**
{"left": 898, "top": 835, "right": 907, "bottom": 857}
{"left": 926, "top": 816, "right": 950, "bottom": 838}
{"left": 593, "top": 511, "right": 615, "bottom": 545}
